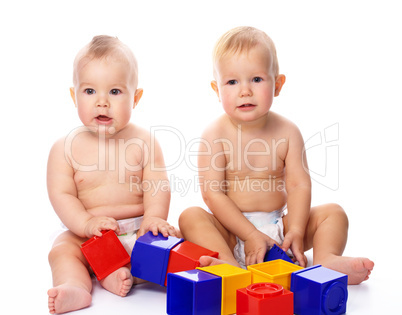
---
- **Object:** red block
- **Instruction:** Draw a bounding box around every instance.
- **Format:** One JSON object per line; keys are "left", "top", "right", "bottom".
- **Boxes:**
{"left": 237, "top": 283, "right": 293, "bottom": 315}
{"left": 81, "top": 230, "right": 130, "bottom": 280}
{"left": 164, "top": 241, "right": 219, "bottom": 285}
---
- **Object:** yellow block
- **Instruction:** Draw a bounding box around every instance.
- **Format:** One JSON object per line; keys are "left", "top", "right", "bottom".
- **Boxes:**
{"left": 198, "top": 264, "right": 251, "bottom": 315}
{"left": 247, "top": 259, "right": 303, "bottom": 290}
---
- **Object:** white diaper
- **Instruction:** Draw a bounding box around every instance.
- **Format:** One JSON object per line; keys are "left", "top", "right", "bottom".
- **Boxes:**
{"left": 116, "top": 216, "right": 143, "bottom": 255}
{"left": 50, "top": 216, "right": 143, "bottom": 255}
{"left": 234, "top": 208, "right": 286, "bottom": 269}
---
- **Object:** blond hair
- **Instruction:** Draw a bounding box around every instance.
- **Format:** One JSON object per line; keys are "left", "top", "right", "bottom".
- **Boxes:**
{"left": 212, "top": 26, "right": 279, "bottom": 78}
{"left": 73, "top": 35, "right": 139, "bottom": 87}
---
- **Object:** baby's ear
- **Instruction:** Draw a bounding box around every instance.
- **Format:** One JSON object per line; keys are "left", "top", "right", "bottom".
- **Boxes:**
{"left": 70, "top": 87, "right": 77, "bottom": 107}
{"left": 133, "top": 88, "right": 143, "bottom": 109}
{"left": 274, "top": 75, "right": 286, "bottom": 97}
{"left": 211, "top": 81, "right": 221, "bottom": 101}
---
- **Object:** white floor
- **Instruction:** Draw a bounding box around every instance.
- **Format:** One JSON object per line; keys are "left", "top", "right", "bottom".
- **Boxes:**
{"left": 3, "top": 249, "right": 399, "bottom": 314}
{"left": 2, "top": 201, "right": 399, "bottom": 314}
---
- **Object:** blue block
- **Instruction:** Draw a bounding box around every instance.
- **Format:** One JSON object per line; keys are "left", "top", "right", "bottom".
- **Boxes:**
{"left": 264, "top": 244, "right": 294, "bottom": 264}
{"left": 167, "top": 269, "right": 222, "bottom": 315}
{"left": 291, "top": 265, "right": 348, "bottom": 315}
{"left": 131, "top": 231, "right": 184, "bottom": 286}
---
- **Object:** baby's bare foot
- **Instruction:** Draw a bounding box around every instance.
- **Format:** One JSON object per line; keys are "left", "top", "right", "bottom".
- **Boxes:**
{"left": 100, "top": 267, "right": 133, "bottom": 296}
{"left": 47, "top": 284, "right": 92, "bottom": 314}
{"left": 319, "top": 255, "right": 374, "bottom": 285}
{"left": 199, "top": 256, "right": 241, "bottom": 268}
{"left": 199, "top": 256, "right": 225, "bottom": 267}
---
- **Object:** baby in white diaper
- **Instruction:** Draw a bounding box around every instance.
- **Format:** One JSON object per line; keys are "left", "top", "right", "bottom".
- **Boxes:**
{"left": 47, "top": 35, "right": 178, "bottom": 315}
{"left": 233, "top": 209, "right": 289, "bottom": 268}
{"left": 179, "top": 26, "right": 374, "bottom": 286}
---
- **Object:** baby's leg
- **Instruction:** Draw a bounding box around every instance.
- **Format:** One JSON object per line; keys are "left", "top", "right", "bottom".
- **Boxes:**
{"left": 179, "top": 207, "right": 240, "bottom": 267}
{"left": 48, "top": 231, "right": 92, "bottom": 314}
{"left": 301, "top": 203, "right": 374, "bottom": 285}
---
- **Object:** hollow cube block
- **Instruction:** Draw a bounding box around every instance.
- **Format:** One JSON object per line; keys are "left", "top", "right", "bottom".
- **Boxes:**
{"left": 165, "top": 241, "right": 219, "bottom": 285}
{"left": 290, "top": 265, "right": 348, "bottom": 315}
{"left": 81, "top": 230, "right": 130, "bottom": 280}
{"left": 264, "top": 244, "right": 294, "bottom": 264}
{"left": 131, "top": 231, "right": 184, "bottom": 286}
{"left": 237, "top": 282, "right": 294, "bottom": 315}
{"left": 247, "top": 259, "right": 303, "bottom": 290}
{"left": 167, "top": 269, "right": 222, "bottom": 315}
{"left": 198, "top": 263, "right": 251, "bottom": 315}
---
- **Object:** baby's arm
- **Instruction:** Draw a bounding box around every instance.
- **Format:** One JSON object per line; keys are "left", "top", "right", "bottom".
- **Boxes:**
{"left": 199, "top": 128, "right": 279, "bottom": 265}
{"left": 137, "top": 135, "right": 176, "bottom": 238}
{"left": 281, "top": 123, "right": 311, "bottom": 266}
{"left": 47, "top": 139, "right": 119, "bottom": 238}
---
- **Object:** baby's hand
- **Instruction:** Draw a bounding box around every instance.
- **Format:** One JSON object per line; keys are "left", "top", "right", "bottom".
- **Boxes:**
{"left": 84, "top": 216, "right": 120, "bottom": 238}
{"left": 281, "top": 230, "right": 307, "bottom": 267}
{"left": 137, "top": 216, "right": 178, "bottom": 238}
{"left": 244, "top": 229, "right": 279, "bottom": 266}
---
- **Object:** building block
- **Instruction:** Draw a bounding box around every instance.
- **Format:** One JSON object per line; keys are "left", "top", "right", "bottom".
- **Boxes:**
{"left": 237, "top": 282, "right": 294, "bottom": 315}
{"left": 264, "top": 244, "right": 294, "bottom": 264}
{"left": 131, "top": 231, "right": 184, "bottom": 286}
{"left": 198, "top": 263, "right": 251, "bottom": 315}
{"left": 81, "top": 230, "right": 130, "bottom": 280}
{"left": 164, "top": 241, "right": 219, "bottom": 285}
{"left": 247, "top": 259, "right": 303, "bottom": 290}
{"left": 291, "top": 265, "right": 348, "bottom": 315}
{"left": 167, "top": 269, "right": 222, "bottom": 315}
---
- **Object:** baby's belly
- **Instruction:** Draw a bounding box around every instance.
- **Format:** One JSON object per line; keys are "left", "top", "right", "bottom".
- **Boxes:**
{"left": 226, "top": 178, "right": 287, "bottom": 212}
{"left": 86, "top": 203, "right": 145, "bottom": 220}
{"left": 78, "top": 185, "right": 145, "bottom": 219}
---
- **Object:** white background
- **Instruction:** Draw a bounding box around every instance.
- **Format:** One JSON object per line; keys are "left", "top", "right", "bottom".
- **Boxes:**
{"left": 0, "top": 0, "right": 401, "bottom": 313}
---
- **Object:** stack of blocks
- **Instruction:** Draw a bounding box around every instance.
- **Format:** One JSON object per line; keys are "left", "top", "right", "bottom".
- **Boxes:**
{"left": 81, "top": 231, "right": 349, "bottom": 315}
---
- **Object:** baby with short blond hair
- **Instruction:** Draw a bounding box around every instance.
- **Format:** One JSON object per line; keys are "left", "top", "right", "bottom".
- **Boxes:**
{"left": 179, "top": 26, "right": 374, "bottom": 285}
{"left": 47, "top": 35, "right": 177, "bottom": 314}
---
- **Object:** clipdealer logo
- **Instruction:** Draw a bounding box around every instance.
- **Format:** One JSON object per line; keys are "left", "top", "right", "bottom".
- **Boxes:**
{"left": 303, "top": 123, "right": 340, "bottom": 191}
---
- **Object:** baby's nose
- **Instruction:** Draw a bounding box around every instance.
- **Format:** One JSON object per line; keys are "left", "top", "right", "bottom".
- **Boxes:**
{"left": 240, "top": 84, "right": 252, "bottom": 97}
{"left": 96, "top": 95, "right": 110, "bottom": 107}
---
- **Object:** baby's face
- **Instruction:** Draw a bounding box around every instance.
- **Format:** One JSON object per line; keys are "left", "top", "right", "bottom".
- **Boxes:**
{"left": 71, "top": 57, "right": 139, "bottom": 135}
{"left": 213, "top": 45, "right": 279, "bottom": 124}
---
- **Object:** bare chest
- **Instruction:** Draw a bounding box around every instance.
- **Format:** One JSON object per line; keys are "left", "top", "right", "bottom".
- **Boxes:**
{"left": 69, "top": 138, "right": 145, "bottom": 188}
{"left": 222, "top": 134, "right": 288, "bottom": 179}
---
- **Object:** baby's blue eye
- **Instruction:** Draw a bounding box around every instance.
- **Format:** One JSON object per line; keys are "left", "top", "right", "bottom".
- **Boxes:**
{"left": 253, "top": 77, "right": 263, "bottom": 83}
{"left": 228, "top": 80, "right": 237, "bottom": 85}
{"left": 110, "top": 89, "right": 121, "bottom": 95}
{"left": 85, "top": 88, "right": 95, "bottom": 95}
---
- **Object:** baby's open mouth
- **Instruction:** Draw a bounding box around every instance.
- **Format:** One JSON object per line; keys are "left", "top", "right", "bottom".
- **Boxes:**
{"left": 96, "top": 115, "right": 111, "bottom": 121}
{"left": 239, "top": 104, "right": 255, "bottom": 108}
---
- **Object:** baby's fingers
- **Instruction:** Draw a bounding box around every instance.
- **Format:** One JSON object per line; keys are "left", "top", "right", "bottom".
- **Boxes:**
{"left": 293, "top": 250, "right": 307, "bottom": 267}
{"left": 167, "top": 225, "right": 178, "bottom": 237}
{"left": 245, "top": 251, "right": 257, "bottom": 267}
{"left": 148, "top": 224, "right": 159, "bottom": 236}
{"left": 92, "top": 217, "right": 120, "bottom": 236}
{"left": 157, "top": 224, "right": 178, "bottom": 237}
{"left": 103, "top": 218, "right": 120, "bottom": 233}
{"left": 281, "top": 237, "right": 292, "bottom": 253}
